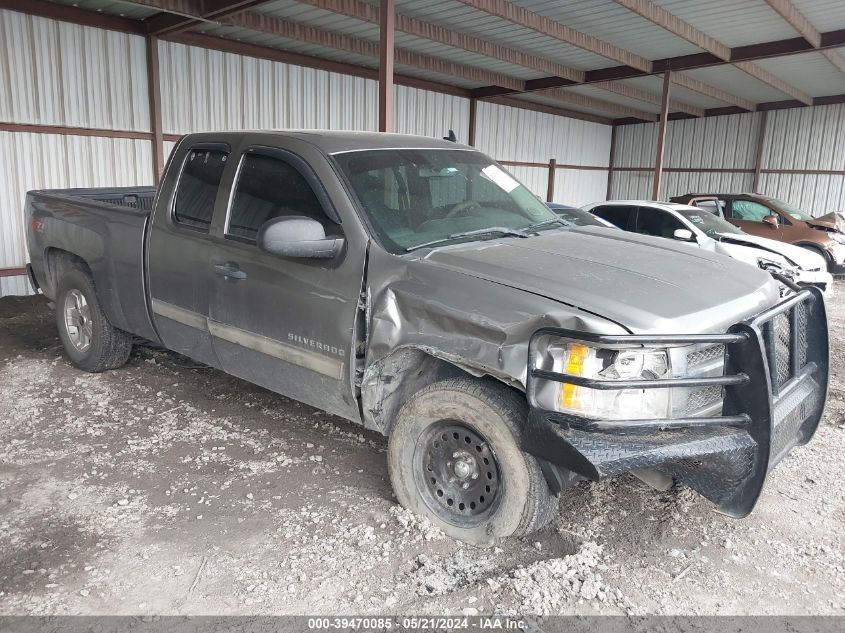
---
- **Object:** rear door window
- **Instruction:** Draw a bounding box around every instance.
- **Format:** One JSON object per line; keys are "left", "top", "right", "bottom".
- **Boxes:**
{"left": 634, "top": 208, "right": 686, "bottom": 238}
{"left": 226, "top": 153, "right": 334, "bottom": 243}
{"left": 691, "top": 199, "right": 726, "bottom": 217}
{"left": 590, "top": 205, "right": 634, "bottom": 229}
{"left": 173, "top": 149, "right": 229, "bottom": 231}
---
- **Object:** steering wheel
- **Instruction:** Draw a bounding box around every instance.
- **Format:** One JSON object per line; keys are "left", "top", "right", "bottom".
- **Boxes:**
{"left": 445, "top": 200, "right": 481, "bottom": 219}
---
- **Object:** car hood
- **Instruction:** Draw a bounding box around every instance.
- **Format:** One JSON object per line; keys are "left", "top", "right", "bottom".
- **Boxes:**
{"left": 419, "top": 227, "right": 779, "bottom": 335}
{"left": 807, "top": 211, "right": 845, "bottom": 232}
{"left": 714, "top": 232, "right": 825, "bottom": 270}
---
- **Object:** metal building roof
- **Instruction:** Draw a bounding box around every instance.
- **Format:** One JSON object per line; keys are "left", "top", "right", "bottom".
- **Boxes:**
{"left": 24, "top": 0, "right": 845, "bottom": 124}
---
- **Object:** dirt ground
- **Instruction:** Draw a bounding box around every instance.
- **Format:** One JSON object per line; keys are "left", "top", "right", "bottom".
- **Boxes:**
{"left": 1, "top": 285, "right": 844, "bottom": 617}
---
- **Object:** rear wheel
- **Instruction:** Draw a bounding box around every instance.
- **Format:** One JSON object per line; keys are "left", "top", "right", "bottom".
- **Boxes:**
{"left": 388, "top": 377, "right": 556, "bottom": 546}
{"left": 55, "top": 267, "right": 132, "bottom": 372}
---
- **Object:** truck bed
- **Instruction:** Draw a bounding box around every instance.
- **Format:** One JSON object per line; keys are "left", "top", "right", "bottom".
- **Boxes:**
{"left": 25, "top": 186, "right": 160, "bottom": 343}
{"left": 32, "top": 186, "right": 158, "bottom": 214}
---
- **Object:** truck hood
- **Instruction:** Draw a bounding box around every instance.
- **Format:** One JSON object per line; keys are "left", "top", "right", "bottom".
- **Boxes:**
{"left": 807, "top": 211, "right": 845, "bottom": 232}
{"left": 419, "top": 227, "right": 779, "bottom": 334}
{"left": 714, "top": 232, "right": 826, "bottom": 270}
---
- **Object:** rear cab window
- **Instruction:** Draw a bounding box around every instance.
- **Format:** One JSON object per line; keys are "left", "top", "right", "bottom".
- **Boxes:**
{"left": 172, "top": 148, "right": 229, "bottom": 231}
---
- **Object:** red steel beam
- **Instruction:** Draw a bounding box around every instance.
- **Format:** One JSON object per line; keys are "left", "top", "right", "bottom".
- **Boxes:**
{"left": 146, "top": 35, "right": 166, "bottom": 183}
{"left": 606, "top": 124, "right": 617, "bottom": 200}
{"left": 378, "top": 0, "right": 395, "bottom": 133}
{"left": 167, "top": 31, "right": 471, "bottom": 98}
{"left": 473, "top": 28, "right": 845, "bottom": 98}
{"left": 752, "top": 111, "right": 769, "bottom": 193}
{"left": 0, "top": 0, "right": 146, "bottom": 34}
{"left": 468, "top": 97, "right": 477, "bottom": 146}
{"left": 0, "top": 122, "right": 153, "bottom": 140}
{"left": 613, "top": 92, "right": 845, "bottom": 125}
{"left": 146, "top": 0, "right": 269, "bottom": 36}
{"left": 652, "top": 70, "right": 671, "bottom": 200}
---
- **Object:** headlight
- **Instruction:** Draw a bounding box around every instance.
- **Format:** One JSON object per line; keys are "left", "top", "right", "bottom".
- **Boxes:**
{"left": 537, "top": 340, "right": 671, "bottom": 420}
{"left": 830, "top": 232, "right": 845, "bottom": 245}
{"left": 758, "top": 257, "right": 796, "bottom": 276}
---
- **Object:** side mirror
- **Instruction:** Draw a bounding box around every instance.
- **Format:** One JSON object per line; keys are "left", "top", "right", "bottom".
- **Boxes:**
{"left": 257, "top": 216, "right": 344, "bottom": 259}
{"left": 763, "top": 215, "right": 779, "bottom": 228}
{"left": 673, "top": 228, "right": 695, "bottom": 241}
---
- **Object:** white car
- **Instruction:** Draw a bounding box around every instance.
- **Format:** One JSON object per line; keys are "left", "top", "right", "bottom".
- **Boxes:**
{"left": 583, "top": 200, "right": 833, "bottom": 296}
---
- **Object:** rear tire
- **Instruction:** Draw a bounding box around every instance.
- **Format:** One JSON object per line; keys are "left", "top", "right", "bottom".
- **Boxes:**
{"left": 55, "top": 267, "right": 132, "bottom": 372}
{"left": 388, "top": 377, "right": 556, "bottom": 546}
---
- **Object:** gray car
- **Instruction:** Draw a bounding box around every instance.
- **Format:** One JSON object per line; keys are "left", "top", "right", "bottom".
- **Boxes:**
{"left": 24, "top": 131, "right": 829, "bottom": 545}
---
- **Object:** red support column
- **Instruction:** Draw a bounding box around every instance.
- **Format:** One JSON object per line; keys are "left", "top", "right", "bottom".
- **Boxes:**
{"left": 606, "top": 124, "right": 617, "bottom": 200}
{"left": 546, "top": 159, "right": 557, "bottom": 202}
{"left": 146, "top": 35, "right": 165, "bottom": 183}
{"left": 378, "top": 0, "right": 395, "bottom": 133}
{"left": 652, "top": 69, "right": 671, "bottom": 200}
{"left": 752, "top": 110, "right": 769, "bottom": 193}
{"left": 468, "top": 97, "right": 477, "bottom": 146}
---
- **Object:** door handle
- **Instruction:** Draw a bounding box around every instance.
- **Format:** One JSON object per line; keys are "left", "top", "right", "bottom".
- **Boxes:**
{"left": 214, "top": 263, "right": 248, "bottom": 280}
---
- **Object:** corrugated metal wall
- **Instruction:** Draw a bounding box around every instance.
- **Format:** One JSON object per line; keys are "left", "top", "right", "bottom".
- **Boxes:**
{"left": 611, "top": 112, "right": 759, "bottom": 200}
{"left": 0, "top": 11, "right": 150, "bottom": 130}
{"left": 759, "top": 105, "right": 845, "bottom": 213}
{"left": 475, "top": 101, "right": 612, "bottom": 205}
{"left": 0, "top": 23, "right": 474, "bottom": 297}
{"left": 0, "top": 10, "right": 154, "bottom": 297}
{"left": 7, "top": 10, "right": 845, "bottom": 300}
{"left": 158, "top": 41, "right": 469, "bottom": 139}
{"left": 611, "top": 106, "right": 845, "bottom": 216}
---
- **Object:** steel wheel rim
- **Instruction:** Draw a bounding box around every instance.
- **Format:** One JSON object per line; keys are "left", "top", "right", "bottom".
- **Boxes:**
{"left": 413, "top": 421, "right": 501, "bottom": 527}
{"left": 64, "top": 289, "right": 93, "bottom": 352}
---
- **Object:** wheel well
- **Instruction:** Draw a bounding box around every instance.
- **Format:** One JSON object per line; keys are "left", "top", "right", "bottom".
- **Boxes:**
{"left": 43, "top": 248, "right": 91, "bottom": 298}
{"left": 360, "top": 347, "right": 523, "bottom": 436}
{"left": 796, "top": 242, "right": 827, "bottom": 256}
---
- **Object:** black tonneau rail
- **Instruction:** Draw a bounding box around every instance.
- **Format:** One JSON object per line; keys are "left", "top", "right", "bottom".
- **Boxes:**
{"left": 524, "top": 286, "right": 829, "bottom": 517}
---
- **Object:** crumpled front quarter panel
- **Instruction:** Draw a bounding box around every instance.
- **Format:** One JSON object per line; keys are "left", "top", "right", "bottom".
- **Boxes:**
{"left": 365, "top": 247, "right": 626, "bottom": 391}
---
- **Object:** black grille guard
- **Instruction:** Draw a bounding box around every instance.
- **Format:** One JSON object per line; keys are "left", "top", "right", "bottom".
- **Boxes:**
{"left": 523, "top": 286, "right": 829, "bottom": 517}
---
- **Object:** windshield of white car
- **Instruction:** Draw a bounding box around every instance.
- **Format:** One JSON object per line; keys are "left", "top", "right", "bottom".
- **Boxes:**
{"left": 334, "top": 149, "right": 560, "bottom": 253}
{"left": 678, "top": 208, "right": 744, "bottom": 238}
{"left": 550, "top": 207, "right": 606, "bottom": 227}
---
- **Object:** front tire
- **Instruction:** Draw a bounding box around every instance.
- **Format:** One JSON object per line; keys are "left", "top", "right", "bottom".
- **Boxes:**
{"left": 800, "top": 244, "right": 833, "bottom": 272}
{"left": 55, "top": 267, "right": 132, "bottom": 372}
{"left": 388, "top": 377, "right": 556, "bottom": 546}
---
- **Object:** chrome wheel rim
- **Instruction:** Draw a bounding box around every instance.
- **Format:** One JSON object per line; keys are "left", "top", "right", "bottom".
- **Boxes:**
{"left": 64, "top": 289, "right": 93, "bottom": 352}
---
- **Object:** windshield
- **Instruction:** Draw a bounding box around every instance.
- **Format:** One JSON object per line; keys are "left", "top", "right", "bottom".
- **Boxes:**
{"left": 769, "top": 197, "right": 814, "bottom": 221}
{"left": 333, "top": 149, "right": 560, "bottom": 252}
{"left": 550, "top": 206, "right": 606, "bottom": 227}
{"left": 678, "top": 208, "right": 743, "bottom": 238}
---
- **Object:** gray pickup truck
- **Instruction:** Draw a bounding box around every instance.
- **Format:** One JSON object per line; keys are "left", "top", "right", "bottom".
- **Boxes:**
{"left": 25, "top": 131, "right": 828, "bottom": 545}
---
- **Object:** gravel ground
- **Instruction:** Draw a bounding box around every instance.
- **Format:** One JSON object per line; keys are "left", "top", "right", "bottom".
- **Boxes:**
{"left": 0, "top": 285, "right": 844, "bottom": 616}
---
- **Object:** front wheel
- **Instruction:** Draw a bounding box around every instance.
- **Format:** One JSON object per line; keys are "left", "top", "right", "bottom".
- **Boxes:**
{"left": 55, "top": 267, "right": 132, "bottom": 372}
{"left": 388, "top": 378, "right": 556, "bottom": 546}
{"left": 799, "top": 244, "right": 833, "bottom": 272}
